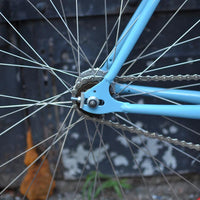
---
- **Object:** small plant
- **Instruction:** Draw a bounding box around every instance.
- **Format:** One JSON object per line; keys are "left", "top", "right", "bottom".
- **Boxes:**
{"left": 82, "top": 171, "right": 131, "bottom": 200}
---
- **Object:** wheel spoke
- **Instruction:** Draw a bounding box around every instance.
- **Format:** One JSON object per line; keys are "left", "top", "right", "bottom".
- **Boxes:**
{"left": 0, "top": 55, "right": 79, "bottom": 78}
{"left": 137, "top": 19, "right": 200, "bottom": 77}
{"left": 84, "top": 120, "right": 105, "bottom": 200}
{"left": 122, "top": 0, "right": 190, "bottom": 76}
{"left": 75, "top": 0, "right": 81, "bottom": 75}
{"left": 21, "top": 111, "right": 83, "bottom": 200}
{"left": 113, "top": 0, "right": 124, "bottom": 62}
{"left": 116, "top": 82, "right": 200, "bottom": 99}
{"left": 92, "top": 0, "right": 131, "bottom": 70}
{"left": 72, "top": 121, "right": 101, "bottom": 199}
{"left": 59, "top": 0, "right": 78, "bottom": 67}
{"left": 0, "top": 12, "right": 72, "bottom": 91}
{"left": 0, "top": 90, "right": 70, "bottom": 137}
{"left": 110, "top": 114, "right": 200, "bottom": 192}
{"left": 104, "top": 0, "right": 109, "bottom": 69}
{"left": 114, "top": 116, "right": 154, "bottom": 200}
{"left": 0, "top": 0, "right": 199, "bottom": 198}
{"left": 94, "top": 121, "right": 127, "bottom": 200}
{"left": 123, "top": 36, "right": 200, "bottom": 66}
{"left": 26, "top": 0, "right": 92, "bottom": 68}
{"left": 45, "top": 110, "right": 76, "bottom": 200}
{"left": 0, "top": 91, "right": 72, "bottom": 119}
{"left": 115, "top": 113, "right": 200, "bottom": 165}
{"left": 0, "top": 36, "right": 36, "bottom": 61}
{"left": 132, "top": 58, "right": 200, "bottom": 76}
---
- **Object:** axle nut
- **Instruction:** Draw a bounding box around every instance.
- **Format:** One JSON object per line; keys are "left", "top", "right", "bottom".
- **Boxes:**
{"left": 87, "top": 96, "right": 99, "bottom": 108}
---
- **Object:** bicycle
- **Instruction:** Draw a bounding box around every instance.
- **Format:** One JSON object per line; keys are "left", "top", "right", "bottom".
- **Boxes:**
{"left": 0, "top": 0, "right": 200, "bottom": 199}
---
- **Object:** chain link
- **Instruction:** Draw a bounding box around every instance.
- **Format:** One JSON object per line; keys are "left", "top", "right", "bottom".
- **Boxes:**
{"left": 83, "top": 114, "right": 200, "bottom": 151}
{"left": 115, "top": 74, "right": 200, "bottom": 82}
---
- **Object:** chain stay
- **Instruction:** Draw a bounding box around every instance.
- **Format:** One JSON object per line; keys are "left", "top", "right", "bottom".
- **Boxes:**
{"left": 74, "top": 73, "right": 200, "bottom": 151}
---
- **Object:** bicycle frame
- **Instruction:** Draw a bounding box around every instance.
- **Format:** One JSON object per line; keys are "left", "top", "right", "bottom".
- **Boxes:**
{"left": 77, "top": 0, "right": 200, "bottom": 119}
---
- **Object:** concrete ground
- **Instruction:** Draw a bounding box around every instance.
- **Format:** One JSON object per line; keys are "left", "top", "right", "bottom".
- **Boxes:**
{"left": 1, "top": 174, "right": 200, "bottom": 200}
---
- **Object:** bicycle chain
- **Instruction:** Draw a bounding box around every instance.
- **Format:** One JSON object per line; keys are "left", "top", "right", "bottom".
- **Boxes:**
{"left": 83, "top": 114, "right": 200, "bottom": 151}
{"left": 115, "top": 74, "right": 200, "bottom": 82}
{"left": 73, "top": 73, "right": 200, "bottom": 151}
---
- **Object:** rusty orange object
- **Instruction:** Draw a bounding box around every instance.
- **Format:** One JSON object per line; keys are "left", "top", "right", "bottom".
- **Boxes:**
{"left": 20, "top": 128, "right": 55, "bottom": 200}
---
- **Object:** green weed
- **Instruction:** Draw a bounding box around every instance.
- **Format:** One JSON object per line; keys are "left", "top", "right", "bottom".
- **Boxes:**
{"left": 82, "top": 171, "right": 131, "bottom": 200}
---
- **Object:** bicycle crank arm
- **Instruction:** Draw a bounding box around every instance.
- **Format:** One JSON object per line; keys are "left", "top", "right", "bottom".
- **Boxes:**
{"left": 77, "top": 79, "right": 200, "bottom": 119}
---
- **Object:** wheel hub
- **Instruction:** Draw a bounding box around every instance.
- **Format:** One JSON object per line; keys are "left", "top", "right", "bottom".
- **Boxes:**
{"left": 71, "top": 69, "right": 105, "bottom": 115}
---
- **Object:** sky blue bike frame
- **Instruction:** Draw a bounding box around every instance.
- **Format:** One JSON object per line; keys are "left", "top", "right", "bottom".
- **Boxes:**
{"left": 79, "top": 0, "right": 200, "bottom": 119}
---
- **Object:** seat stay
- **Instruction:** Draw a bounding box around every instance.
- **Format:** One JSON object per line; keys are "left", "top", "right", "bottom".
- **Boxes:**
{"left": 101, "top": 0, "right": 150, "bottom": 71}
{"left": 76, "top": 0, "right": 200, "bottom": 119}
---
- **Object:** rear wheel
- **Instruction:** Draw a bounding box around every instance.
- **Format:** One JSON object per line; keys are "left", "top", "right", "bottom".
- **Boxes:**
{"left": 0, "top": 0, "right": 200, "bottom": 199}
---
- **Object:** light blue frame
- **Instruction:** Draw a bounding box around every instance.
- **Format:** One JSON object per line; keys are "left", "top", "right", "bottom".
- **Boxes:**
{"left": 80, "top": 0, "right": 200, "bottom": 119}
